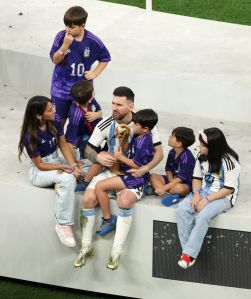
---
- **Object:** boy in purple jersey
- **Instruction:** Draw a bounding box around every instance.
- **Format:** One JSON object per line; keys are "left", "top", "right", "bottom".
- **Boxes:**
{"left": 50, "top": 6, "right": 111, "bottom": 124}
{"left": 65, "top": 80, "right": 103, "bottom": 191}
{"left": 75, "top": 109, "right": 158, "bottom": 270}
{"left": 149, "top": 127, "right": 195, "bottom": 206}
{"left": 18, "top": 96, "right": 83, "bottom": 248}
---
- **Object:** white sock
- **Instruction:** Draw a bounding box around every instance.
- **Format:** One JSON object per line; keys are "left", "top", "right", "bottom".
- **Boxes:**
{"left": 112, "top": 208, "right": 133, "bottom": 254}
{"left": 81, "top": 208, "right": 95, "bottom": 247}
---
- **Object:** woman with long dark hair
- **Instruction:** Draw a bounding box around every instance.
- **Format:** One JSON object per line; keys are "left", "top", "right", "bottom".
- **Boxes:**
{"left": 176, "top": 127, "right": 240, "bottom": 269}
{"left": 18, "top": 96, "right": 83, "bottom": 247}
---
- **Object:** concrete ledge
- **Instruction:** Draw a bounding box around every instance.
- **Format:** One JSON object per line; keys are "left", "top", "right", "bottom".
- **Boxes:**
{"left": 1, "top": 181, "right": 251, "bottom": 298}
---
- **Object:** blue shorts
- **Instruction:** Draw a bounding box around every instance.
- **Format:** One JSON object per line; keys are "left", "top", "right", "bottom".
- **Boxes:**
{"left": 51, "top": 95, "right": 72, "bottom": 120}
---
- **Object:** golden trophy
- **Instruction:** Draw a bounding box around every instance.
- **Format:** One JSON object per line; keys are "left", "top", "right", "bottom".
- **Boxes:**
{"left": 110, "top": 124, "right": 130, "bottom": 175}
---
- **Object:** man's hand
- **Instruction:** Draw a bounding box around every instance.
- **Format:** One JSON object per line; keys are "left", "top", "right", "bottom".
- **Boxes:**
{"left": 127, "top": 165, "right": 149, "bottom": 178}
{"left": 97, "top": 151, "right": 116, "bottom": 167}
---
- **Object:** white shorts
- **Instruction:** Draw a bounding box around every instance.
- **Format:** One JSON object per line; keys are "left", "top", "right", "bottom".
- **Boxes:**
{"left": 87, "top": 169, "right": 144, "bottom": 201}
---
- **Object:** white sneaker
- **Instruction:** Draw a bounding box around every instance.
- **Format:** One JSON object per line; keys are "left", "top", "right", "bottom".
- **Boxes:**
{"left": 55, "top": 224, "right": 76, "bottom": 247}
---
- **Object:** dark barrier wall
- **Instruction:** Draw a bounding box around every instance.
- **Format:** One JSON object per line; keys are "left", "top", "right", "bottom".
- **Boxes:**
{"left": 153, "top": 221, "right": 251, "bottom": 289}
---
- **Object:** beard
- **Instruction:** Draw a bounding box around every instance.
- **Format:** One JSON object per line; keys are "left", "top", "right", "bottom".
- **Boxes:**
{"left": 113, "top": 111, "right": 127, "bottom": 121}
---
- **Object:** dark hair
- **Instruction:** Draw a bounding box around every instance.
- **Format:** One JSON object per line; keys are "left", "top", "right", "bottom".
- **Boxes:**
{"left": 172, "top": 127, "right": 195, "bottom": 148}
{"left": 70, "top": 80, "right": 94, "bottom": 105}
{"left": 113, "top": 86, "right": 134, "bottom": 102}
{"left": 64, "top": 6, "right": 88, "bottom": 26}
{"left": 18, "top": 96, "right": 56, "bottom": 161}
{"left": 132, "top": 109, "right": 158, "bottom": 130}
{"left": 199, "top": 127, "right": 239, "bottom": 173}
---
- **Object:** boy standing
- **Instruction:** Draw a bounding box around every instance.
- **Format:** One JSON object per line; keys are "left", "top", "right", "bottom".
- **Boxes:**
{"left": 149, "top": 127, "right": 195, "bottom": 206}
{"left": 50, "top": 6, "right": 111, "bottom": 124}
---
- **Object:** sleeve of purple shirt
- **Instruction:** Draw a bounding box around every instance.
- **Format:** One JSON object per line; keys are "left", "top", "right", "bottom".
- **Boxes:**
{"left": 165, "top": 149, "right": 174, "bottom": 172}
{"left": 176, "top": 150, "right": 195, "bottom": 183}
{"left": 49, "top": 30, "right": 65, "bottom": 60}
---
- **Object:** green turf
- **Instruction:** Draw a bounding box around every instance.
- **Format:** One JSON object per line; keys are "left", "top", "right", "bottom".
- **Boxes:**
{"left": 102, "top": 0, "right": 251, "bottom": 26}
{"left": 0, "top": 277, "right": 125, "bottom": 299}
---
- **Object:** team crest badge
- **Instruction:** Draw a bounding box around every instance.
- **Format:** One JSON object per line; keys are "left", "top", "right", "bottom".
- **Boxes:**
{"left": 84, "top": 47, "right": 90, "bottom": 57}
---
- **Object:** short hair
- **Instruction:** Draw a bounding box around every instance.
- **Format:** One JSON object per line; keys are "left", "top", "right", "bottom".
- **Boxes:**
{"left": 113, "top": 86, "right": 134, "bottom": 102}
{"left": 172, "top": 127, "right": 195, "bottom": 148}
{"left": 132, "top": 109, "right": 158, "bottom": 130}
{"left": 64, "top": 6, "right": 88, "bottom": 26}
{"left": 70, "top": 80, "right": 94, "bottom": 105}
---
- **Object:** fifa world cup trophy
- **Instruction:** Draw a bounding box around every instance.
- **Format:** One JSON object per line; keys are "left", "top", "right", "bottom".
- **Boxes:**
{"left": 110, "top": 124, "right": 130, "bottom": 175}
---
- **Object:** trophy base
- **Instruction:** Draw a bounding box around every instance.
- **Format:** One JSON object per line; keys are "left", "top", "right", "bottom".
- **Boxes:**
{"left": 111, "top": 170, "right": 126, "bottom": 176}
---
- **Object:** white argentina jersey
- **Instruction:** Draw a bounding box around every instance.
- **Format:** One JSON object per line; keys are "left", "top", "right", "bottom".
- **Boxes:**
{"left": 193, "top": 154, "right": 240, "bottom": 206}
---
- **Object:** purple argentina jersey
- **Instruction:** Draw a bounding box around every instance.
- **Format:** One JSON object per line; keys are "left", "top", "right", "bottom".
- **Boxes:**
{"left": 24, "top": 114, "right": 64, "bottom": 158}
{"left": 65, "top": 98, "right": 102, "bottom": 147}
{"left": 165, "top": 148, "right": 195, "bottom": 188}
{"left": 50, "top": 29, "right": 111, "bottom": 100}
{"left": 120, "top": 132, "right": 154, "bottom": 189}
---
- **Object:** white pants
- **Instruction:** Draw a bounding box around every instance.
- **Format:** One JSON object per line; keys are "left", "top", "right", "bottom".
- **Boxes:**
{"left": 28, "top": 151, "right": 76, "bottom": 225}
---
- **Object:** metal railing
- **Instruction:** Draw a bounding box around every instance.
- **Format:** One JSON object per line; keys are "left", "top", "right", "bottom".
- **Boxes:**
{"left": 146, "top": 0, "right": 152, "bottom": 11}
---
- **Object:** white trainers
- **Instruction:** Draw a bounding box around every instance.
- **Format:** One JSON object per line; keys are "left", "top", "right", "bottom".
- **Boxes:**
{"left": 55, "top": 224, "right": 76, "bottom": 247}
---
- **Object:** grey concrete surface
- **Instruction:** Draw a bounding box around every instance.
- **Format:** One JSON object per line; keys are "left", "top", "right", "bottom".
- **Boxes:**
{"left": 0, "top": 1, "right": 251, "bottom": 297}
{"left": 1, "top": 0, "right": 251, "bottom": 121}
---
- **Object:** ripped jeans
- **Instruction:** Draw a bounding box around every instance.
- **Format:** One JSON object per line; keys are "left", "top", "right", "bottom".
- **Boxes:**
{"left": 29, "top": 151, "right": 76, "bottom": 225}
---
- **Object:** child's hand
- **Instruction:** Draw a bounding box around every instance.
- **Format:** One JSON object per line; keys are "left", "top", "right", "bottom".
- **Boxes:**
{"left": 114, "top": 148, "right": 123, "bottom": 160}
{"left": 85, "top": 111, "right": 100, "bottom": 122}
{"left": 63, "top": 32, "right": 74, "bottom": 47}
{"left": 84, "top": 70, "right": 97, "bottom": 80}
{"left": 72, "top": 166, "right": 84, "bottom": 179}
{"left": 190, "top": 194, "right": 201, "bottom": 210}
{"left": 155, "top": 187, "right": 166, "bottom": 196}
{"left": 196, "top": 198, "right": 208, "bottom": 212}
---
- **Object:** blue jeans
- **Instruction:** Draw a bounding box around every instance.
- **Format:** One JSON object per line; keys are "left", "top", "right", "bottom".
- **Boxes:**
{"left": 176, "top": 191, "right": 231, "bottom": 258}
{"left": 29, "top": 151, "right": 76, "bottom": 225}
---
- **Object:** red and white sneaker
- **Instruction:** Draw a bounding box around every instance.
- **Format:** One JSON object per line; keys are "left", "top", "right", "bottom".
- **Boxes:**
{"left": 178, "top": 253, "right": 195, "bottom": 269}
{"left": 55, "top": 224, "right": 76, "bottom": 247}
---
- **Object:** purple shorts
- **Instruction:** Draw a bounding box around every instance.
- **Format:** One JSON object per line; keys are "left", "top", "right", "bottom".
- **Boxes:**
{"left": 51, "top": 95, "right": 72, "bottom": 120}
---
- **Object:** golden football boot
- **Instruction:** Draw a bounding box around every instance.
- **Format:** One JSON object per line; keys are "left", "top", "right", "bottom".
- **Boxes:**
{"left": 74, "top": 245, "right": 94, "bottom": 267}
{"left": 106, "top": 252, "right": 120, "bottom": 270}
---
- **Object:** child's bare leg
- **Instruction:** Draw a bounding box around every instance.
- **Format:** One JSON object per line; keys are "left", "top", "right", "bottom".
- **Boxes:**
{"left": 169, "top": 183, "right": 190, "bottom": 197}
{"left": 96, "top": 176, "right": 126, "bottom": 219}
{"left": 84, "top": 163, "right": 102, "bottom": 182}
{"left": 149, "top": 173, "right": 166, "bottom": 191}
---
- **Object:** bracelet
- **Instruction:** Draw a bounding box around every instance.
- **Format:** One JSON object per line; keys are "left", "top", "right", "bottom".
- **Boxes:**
{"left": 58, "top": 49, "right": 65, "bottom": 55}
{"left": 192, "top": 188, "right": 200, "bottom": 194}
{"left": 70, "top": 163, "right": 78, "bottom": 168}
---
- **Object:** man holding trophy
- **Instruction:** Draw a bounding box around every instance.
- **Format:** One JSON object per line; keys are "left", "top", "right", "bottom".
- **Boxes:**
{"left": 74, "top": 86, "right": 163, "bottom": 269}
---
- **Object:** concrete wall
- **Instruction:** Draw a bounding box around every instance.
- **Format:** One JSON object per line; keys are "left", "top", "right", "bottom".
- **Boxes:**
{"left": 1, "top": 48, "right": 250, "bottom": 123}
{"left": 1, "top": 181, "right": 251, "bottom": 299}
